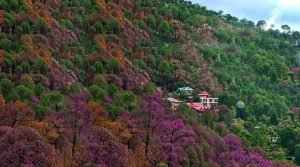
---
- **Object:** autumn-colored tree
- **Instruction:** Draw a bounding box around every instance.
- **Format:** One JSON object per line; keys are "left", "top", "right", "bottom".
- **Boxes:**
{"left": 23, "top": 0, "right": 34, "bottom": 14}
{"left": 85, "top": 100, "right": 108, "bottom": 124}
{"left": 0, "top": 100, "right": 34, "bottom": 127}
{"left": 113, "top": 10, "right": 125, "bottom": 27}
{"left": 96, "top": 0, "right": 106, "bottom": 11}
{"left": 0, "top": 95, "right": 5, "bottom": 110}
{"left": 41, "top": 10, "right": 53, "bottom": 27}
{"left": 113, "top": 49, "right": 125, "bottom": 68}
{"left": 21, "top": 35, "right": 35, "bottom": 57}
{"left": 0, "top": 10, "right": 5, "bottom": 26}
{"left": 40, "top": 50, "right": 53, "bottom": 67}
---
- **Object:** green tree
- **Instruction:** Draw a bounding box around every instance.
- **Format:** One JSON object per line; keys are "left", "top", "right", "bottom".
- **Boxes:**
{"left": 34, "top": 83, "right": 45, "bottom": 97}
{"left": 15, "top": 85, "right": 34, "bottom": 102}
{"left": 32, "top": 58, "right": 47, "bottom": 74}
{"left": 0, "top": 38, "right": 13, "bottom": 51}
{"left": 106, "top": 19, "right": 120, "bottom": 34}
{"left": 18, "top": 61, "right": 31, "bottom": 73}
{"left": 106, "top": 58, "right": 120, "bottom": 74}
{"left": 42, "top": 92, "right": 65, "bottom": 111}
{"left": 33, "top": 18, "right": 47, "bottom": 33}
{"left": 107, "top": 84, "right": 118, "bottom": 97}
{"left": 295, "top": 144, "right": 300, "bottom": 165}
{"left": 92, "top": 61, "right": 104, "bottom": 74}
{"left": 89, "top": 85, "right": 106, "bottom": 101}
{"left": 92, "top": 21, "right": 104, "bottom": 34}
{"left": 18, "top": 21, "right": 31, "bottom": 34}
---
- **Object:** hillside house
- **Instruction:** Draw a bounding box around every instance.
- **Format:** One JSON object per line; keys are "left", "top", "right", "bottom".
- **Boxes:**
{"left": 198, "top": 91, "right": 218, "bottom": 108}
{"left": 177, "top": 87, "right": 194, "bottom": 99}
{"left": 167, "top": 97, "right": 182, "bottom": 111}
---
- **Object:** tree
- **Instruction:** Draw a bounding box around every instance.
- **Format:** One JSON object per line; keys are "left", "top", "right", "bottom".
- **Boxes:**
{"left": 18, "top": 21, "right": 31, "bottom": 34}
{"left": 0, "top": 78, "right": 13, "bottom": 99}
{"left": 107, "top": 84, "right": 118, "bottom": 97}
{"left": 106, "top": 58, "right": 121, "bottom": 74}
{"left": 88, "top": 85, "right": 106, "bottom": 101}
{"left": 158, "top": 119, "right": 196, "bottom": 166}
{"left": 15, "top": 85, "right": 34, "bottom": 102}
{"left": 218, "top": 105, "right": 232, "bottom": 126}
{"left": 33, "top": 18, "right": 47, "bottom": 33}
{"left": 18, "top": 61, "right": 31, "bottom": 73}
{"left": 256, "top": 20, "right": 266, "bottom": 30}
{"left": 281, "top": 24, "right": 291, "bottom": 34}
{"left": 92, "top": 21, "right": 104, "bottom": 34}
{"left": 295, "top": 144, "right": 300, "bottom": 165}
{"left": 93, "top": 74, "right": 107, "bottom": 88}
{"left": 106, "top": 18, "right": 121, "bottom": 34}
{"left": 0, "top": 100, "right": 34, "bottom": 127}
{"left": 79, "top": 126, "right": 132, "bottom": 166}
{"left": 0, "top": 38, "right": 12, "bottom": 51}
{"left": 137, "top": 92, "right": 167, "bottom": 157}
{"left": 0, "top": 127, "right": 57, "bottom": 167}
{"left": 32, "top": 58, "right": 47, "bottom": 74}
{"left": 270, "top": 113, "right": 278, "bottom": 125}
{"left": 34, "top": 83, "right": 45, "bottom": 97}
{"left": 42, "top": 92, "right": 64, "bottom": 111}
{"left": 279, "top": 128, "right": 296, "bottom": 153}
{"left": 92, "top": 61, "right": 103, "bottom": 74}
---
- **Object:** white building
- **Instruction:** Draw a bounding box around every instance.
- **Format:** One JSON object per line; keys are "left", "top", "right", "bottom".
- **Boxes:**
{"left": 177, "top": 87, "right": 194, "bottom": 99}
{"left": 198, "top": 91, "right": 218, "bottom": 107}
{"left": 167, "top": 97, "right": 182, "bottom": 111}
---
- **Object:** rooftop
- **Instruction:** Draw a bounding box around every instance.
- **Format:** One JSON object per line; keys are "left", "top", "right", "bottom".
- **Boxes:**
{"left": 198, "top": 91, "right": 209, "bottom": 96}
{"left": 167, "top": 97, "right": 182, "bottom": 103}
{"left": 178, "top": 87, "right": 194, "bottom": 91}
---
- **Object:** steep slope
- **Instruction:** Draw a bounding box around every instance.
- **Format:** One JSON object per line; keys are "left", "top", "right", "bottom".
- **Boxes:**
{"left": 0, "top": 0, "right": 299, "bottom": 166}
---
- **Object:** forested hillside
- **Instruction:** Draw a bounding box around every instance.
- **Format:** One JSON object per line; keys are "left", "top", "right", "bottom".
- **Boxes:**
{"left": 0, "top": 0, "right": 300, "bottom": 166}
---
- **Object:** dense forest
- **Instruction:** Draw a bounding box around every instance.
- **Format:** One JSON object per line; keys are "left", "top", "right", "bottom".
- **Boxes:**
{"left": 1, "top": 0, "right": 300, "bottom": 166}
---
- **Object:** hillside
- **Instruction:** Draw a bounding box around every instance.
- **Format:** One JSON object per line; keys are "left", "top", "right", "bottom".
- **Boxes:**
{"left": 0, "top": 0, "right": 300, "bottom": 166}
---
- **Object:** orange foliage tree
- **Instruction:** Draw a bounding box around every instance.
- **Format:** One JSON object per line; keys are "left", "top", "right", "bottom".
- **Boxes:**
{"left": 21, "top": 35, "right": 34, "bottom": 56}
{"left": 23, "top": 0, "right": 34, "bottom": 14}
{"left": 97, "top": 0, "right": 106, "bottom": 11}
{"left": 41, "top": 10, "right": 53, "bottom": 27}
{"left": 40, "top": 50, "right": 53, "bottom": 67}
{"left": 0, "top": 50, "right": 5, "bottom": 65}
{"left": 0, "top": 10, "right": 5, "bottom": 26}
{"left": 85, "top": 100, "right": 108, "bottom": 124}
{"left": 113, "top": 10, "right": 126, "bottom": 27}
{"left": 95, "top": 35, "right": 107, "bottom": 52}
{"left": 0, "top": 101, "right": 35, "bottom": 127}
{"left": 113, "top": 49, "right": 125, "bottom": 68}
{"left": 0, "top": 95, "right": 5, "bottom": 110}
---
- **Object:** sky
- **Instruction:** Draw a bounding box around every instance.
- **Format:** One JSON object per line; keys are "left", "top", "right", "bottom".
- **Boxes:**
{"left": 190, "top": 0, "right": 300, "bottom": 31}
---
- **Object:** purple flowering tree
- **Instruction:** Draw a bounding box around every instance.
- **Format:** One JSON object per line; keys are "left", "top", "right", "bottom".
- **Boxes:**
{"left": 158, "top": 119, "right": 196, "bottom": 167}
{"left": 218, "top": 134, "right": 271, "bottom": 167}
{"left": 0, "top": 127, "right": 57, "bottom": 167}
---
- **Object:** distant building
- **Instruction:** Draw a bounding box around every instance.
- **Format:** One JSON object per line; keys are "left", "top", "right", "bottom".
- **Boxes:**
{"left": 198, "top": 91, "right": 218, "bottom": 108}
{"left": 268, "top": 136, "right": 278, "bottom": 143}
{"left": 167, "top": 97, "right": 182, "bottom": 111}
{"left": 177, "top": 87, "right": 194, "bottom": 99}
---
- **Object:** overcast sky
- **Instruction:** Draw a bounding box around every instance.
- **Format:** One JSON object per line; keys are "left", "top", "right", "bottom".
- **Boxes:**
{"left": 190, "top": 0, "right": 300, "bottom": 31}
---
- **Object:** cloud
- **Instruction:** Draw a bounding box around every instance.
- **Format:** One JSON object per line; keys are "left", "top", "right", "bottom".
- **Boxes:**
{"left": 190, "top": 0, "right": 300, "bottom": 31}
{"left": 265, "top": 8, "right": 282, "bottom": 30}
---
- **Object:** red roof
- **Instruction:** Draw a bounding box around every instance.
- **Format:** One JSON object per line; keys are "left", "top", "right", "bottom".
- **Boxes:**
{"left": 186, "top": 103, "right": 211, "bottom": 112}
{"left": 198, "top": 91, "right": 209, "bottom": 96}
